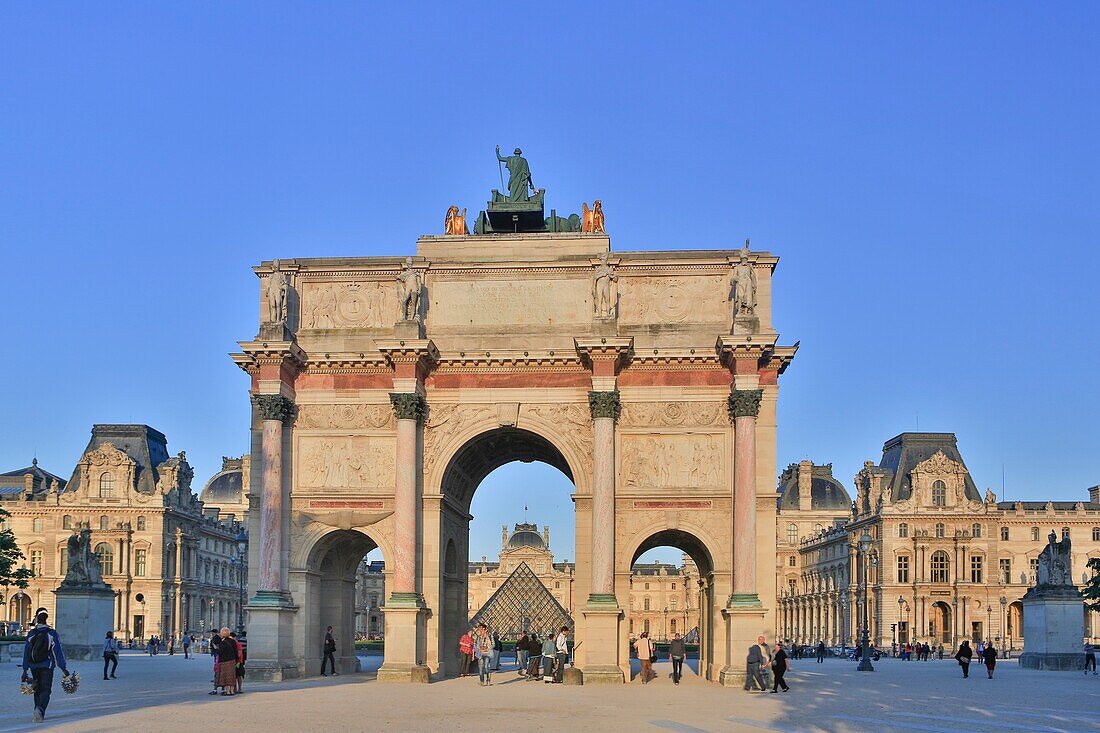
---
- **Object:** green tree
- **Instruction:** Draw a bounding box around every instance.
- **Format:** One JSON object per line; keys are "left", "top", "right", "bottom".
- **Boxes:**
{"left": 0, "top": 506, "right": 34, "bottom": 593}
{"left": 1084, "top": 557, "right": 1100, "bottom": 612}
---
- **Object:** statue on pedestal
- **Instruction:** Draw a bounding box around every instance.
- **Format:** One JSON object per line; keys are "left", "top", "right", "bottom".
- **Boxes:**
{"left": 581, "top": 201, "right": 606, "bottom": 233}
{"left": 496, "top": 146, "right": 534, "bottom": 203}
{"left": 444, "top": 206, "right": 468, "bottom": 235}
{"left": 62, "top": 528, "right": 104, "bottom": 588}
{"left": 730, "top": 241, "right": 757, "bottom": 317}
{"left": 396, "top": 258, "right": 423, "bottom": 322}
{"left": 593, "top": 252, "right": 618, "bottom": 319}
{"left": 1036, "top": 530, "right": 1072, "bottom": 587}
{"left": 266, "top": 259, "right": 290, "bottom": 324}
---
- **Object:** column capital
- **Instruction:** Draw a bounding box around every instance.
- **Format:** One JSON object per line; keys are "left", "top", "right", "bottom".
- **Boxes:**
{"left": 588, "top": 390, "right": 621, "bottom": 420}
{"left": 389, "top": 392, "right": 427, "bottom": 422}
{"left": 252, "top": 393, "right": 297, "bottom": 423}
{"left": 727, "top": 389, "right": 763, "bottom": 420}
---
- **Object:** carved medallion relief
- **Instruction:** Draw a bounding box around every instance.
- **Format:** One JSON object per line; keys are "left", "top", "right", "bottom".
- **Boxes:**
{"left": 617, "top": 275, "right": 728, "bottom": 325}
{"left": 296, "top": 403, "right": 395, "bottom": 430}
{"left": 297, "top": 436, "right": 396, "bottom": 491}
{"left": 300, "top": 282, "right": 393, "bottom": 329}
{"left": 619, "top": 401, "right": 726, "bottom": 428}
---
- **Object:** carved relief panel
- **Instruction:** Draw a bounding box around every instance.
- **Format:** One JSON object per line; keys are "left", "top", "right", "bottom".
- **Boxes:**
{"left": 296, "top": 436, "right": 396, "bottom": 492}
{"left": 617, "top": 275, "right": 729, "bottom": 326}
{"left": 299, "top": 281, "right": 394, "bottom": 329}
{"left": 618, "top": 433, "right": 726, "bottom": 489}
{"left": 296, "top": 404, "right": 395, "bottom": 430}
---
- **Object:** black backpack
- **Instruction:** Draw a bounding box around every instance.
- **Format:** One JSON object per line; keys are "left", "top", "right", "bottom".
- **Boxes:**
{"left": 28, "top": 629, "right": 51, "bottom": 664}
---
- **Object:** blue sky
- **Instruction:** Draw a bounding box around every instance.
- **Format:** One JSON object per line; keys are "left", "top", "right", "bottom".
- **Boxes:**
{"left": 3, "top": 4, "right": 1098, "bottom": 565}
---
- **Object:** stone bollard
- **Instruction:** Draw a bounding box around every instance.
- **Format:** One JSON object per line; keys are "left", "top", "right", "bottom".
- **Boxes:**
{"left": 564, "top": 666, "right": 584, "bottom": 685}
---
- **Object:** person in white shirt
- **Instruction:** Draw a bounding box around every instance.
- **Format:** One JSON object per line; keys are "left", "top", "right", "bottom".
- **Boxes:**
{"left": 103, "top": 631, "right": 119, "bottom": 680}
{"left": 554, "top": 626, "right": 569, "bottom": 683}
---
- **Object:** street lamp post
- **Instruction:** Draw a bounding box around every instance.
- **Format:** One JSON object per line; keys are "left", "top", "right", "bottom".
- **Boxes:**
{"left": 209, "top": 599, "right": 216, "bottom": 631}
{"left": 840, "top": 589, "right": 849, "bottom": 657}
{"left": 230, "top": 529, "right": 248, "bottom": 635}
{"left": 1000, "top": 596, "right": 1008, "bottom": 658}
{"left": 857, "top": 530, "right": 875, "bottom": 672}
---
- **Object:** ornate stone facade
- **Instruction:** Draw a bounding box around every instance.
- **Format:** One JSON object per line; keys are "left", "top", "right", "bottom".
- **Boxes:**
{"left": 0, "top": 425, "right": 246, "bottom": 641}
{"left": 232, "top": 231, "right": 797, "bottom": 684}
{"left": 777, "top": 433, "right": 1100, "bottom": 652}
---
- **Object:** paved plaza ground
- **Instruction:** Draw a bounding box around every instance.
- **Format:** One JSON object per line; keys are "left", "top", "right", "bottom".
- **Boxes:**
{"left": 3, "top": 651, "right": 1100, "bottom": 732}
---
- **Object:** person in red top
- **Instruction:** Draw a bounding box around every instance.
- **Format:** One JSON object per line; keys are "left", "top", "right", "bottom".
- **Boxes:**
{"left": 230, "top": 632, "right": 245, "bottom": 693}
{"left": 458, "top": 628, "right": 475, "bottom": 677}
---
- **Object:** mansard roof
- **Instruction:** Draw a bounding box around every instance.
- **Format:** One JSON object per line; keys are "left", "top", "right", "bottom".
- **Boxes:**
{"left": 0, "top": 459, "right": 67, "bottom": 493}
{"left": 877, "top": 432, "right": 981, "bottom": 503}
{"left": 64, "top": 424, "right": 172, "bottom": 495}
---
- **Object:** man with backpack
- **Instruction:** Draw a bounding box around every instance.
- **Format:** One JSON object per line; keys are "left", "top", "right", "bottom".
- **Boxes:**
{"left": 22, "top": 608, "right": 70, "bottom": 724}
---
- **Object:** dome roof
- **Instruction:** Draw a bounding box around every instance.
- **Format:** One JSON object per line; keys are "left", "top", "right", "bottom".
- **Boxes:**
{"left": 778, "top": 462, "right": 852, "bottom": 512}
{"left": 507, "top": 530, "right": 546, "bottom": 550}
{"left": 201, "top": 468, "right": 243, "bottom": 504}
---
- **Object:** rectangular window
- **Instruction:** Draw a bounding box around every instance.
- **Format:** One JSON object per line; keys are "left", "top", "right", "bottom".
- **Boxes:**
{"left": 899, "top": 523, "right": 908, "bottom": 538}
{"left": 1000, "top": 527, "right": 1009, "bottom": 541}
{"left": 1031, "top": 527, "right": 1040, "bottom": 541}
{"left": 33, "top": 519, "right": 43, "bottom": 533}
{"left": 897, "top": 556, "right": 910, "bottom": 583}
{"left": 670, "top": 597, "right": 678, "bottom": 610}
{"left": 1029, "top": 557, "right": 1039, "bottom": 581}
{"left": 31, "top": 550, "right": 43, "bottom": 576}
{"left": 970, "top": 556, "right": 983, "bottom": 584}
{"left": 59, "top": 548, "right": 68, "bottom": 575}
{"left": 999, "top": 558, "right": 1011, "bottom": 584}
{"left": 135, "top": 549, "right": 147, "bottom": 577}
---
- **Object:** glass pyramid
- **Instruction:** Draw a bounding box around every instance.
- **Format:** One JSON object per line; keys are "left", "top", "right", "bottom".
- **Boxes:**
{"left": 469, "top": 561, "right": 574, "bottom": 638}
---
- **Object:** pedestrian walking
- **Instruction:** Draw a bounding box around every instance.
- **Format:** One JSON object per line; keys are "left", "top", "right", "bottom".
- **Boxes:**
{"left": 458, "top": 628, "right": 474, "bottom": 677}
{"left": 21, "top": 608, "right": 71, "bottom": 724}
{"left": 982, "top": 641, "right": 997, "bottom": 679}
{"left": 168, "top": 635, "right": 175, "bottom": 655}
{"left": 541, "top": 631, "right": 556, "bottom": 683}
{"left": 954, "top": 640, "right": 973, "bottom": 678}
{"left": 1086, "top": 643, "right": 1097, "bottom": 675}
{"left": 743, "top": 636, "right": 768, "bottom": 691}
{"left": 770, "top": 643, "right": 790, "bottom": 692}
{"left": 634, "top": 631, "right": 655, "bottom": 684}
{"left": 102, "top": 631, "right": 119, "bottom": 680}
{"left": 554, "top": 626, "right": 569, "bottom": 684}
{"left": 214, "top": 628, "right": 239, "bottom": 695}
{"left": 491, "top": 630, "right": 502, "bottom": 671}
{"left": 816, "top": 641, "right": 826, "bottom": 663}
{"left": 669, "top": 632, "right": 686, "bottom": 685}
{"left": 182, "top": 633, "right": 192, "bottom": 659}
{"left": 321, "top": 625, "right": 338, "bottom": 676}
{"left": 474, "top": 623, "right": 493, "bottom": 686}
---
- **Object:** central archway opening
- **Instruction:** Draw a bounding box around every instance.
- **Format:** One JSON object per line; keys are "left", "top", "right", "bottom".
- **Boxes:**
{"left": 436, "top": 427, "right": 578, "bottom": 678}
{"left": 627, "top": 530, "right": 716, "bottom": 683}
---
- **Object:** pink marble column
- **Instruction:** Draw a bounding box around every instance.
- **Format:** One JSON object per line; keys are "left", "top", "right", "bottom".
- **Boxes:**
{"left": 389, "top": 392, "right": 425, "bottom": 602}
{"left": 252, "top": 393, "right": 295, "bottom": 596}
{"left": 729, "top": 389, "right": 762, "bottom": 605}
{"left": 588, "top": 390, "right": 620, "bottom": 604}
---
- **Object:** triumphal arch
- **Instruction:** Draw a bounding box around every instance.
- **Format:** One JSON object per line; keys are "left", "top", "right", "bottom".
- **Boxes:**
{"left": 232, "top": 152, "right": 797, "bottom": 685}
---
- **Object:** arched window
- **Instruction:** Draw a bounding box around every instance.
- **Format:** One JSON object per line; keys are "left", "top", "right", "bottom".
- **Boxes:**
{"left": 935, "top": 523, "right": 945, "bottom": 538}
{"left": 899, "top": 523, "right": 909, "bottom": 538}
{"left": 931, "top": 480, "right": 947, "bottom": 507}
{"left": 644, "top": 597, "right": 651, "bottom": 611}
{"left": 788, "top": 523, "right": 798, "bottom": 545}
{"left": 1001, "top": 527, "right": 1009, "bottom": 541}
{"left": 972, "top": 524, "right": 982, "bottom": 538}
{"left": 95, "top": 542, "right": 114, "bottom": 575}
{"left": 930, "top": 550, "right": 949, "bottom": 583}
{"left": 99, "top": 472, "right": 115, "bottom": 498}
{"left": 62, "top": 515, "right": 72, "bottom": 530}
{"left": 814, "top": 523, "right": 823, "bottom": 534}
{"left": 100, "top": 516, "right": 109, "bottom": 531}
{"left": 137, "top": 516, "right": 146, "bottom": 531}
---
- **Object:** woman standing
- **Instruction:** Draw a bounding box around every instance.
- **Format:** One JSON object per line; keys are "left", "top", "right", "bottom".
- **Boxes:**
{"left": 981, "top": 642, "right": 997, "bottom": 679}
{"left": 215, "top": 627, "right": 239, "bottom": 695}
{"left": 634, "top": 632, "right": 654, "bottom": 684}
{"left": 770, "top": 643, "right": 790, "bottom": 693}
{"left": 954, "top": 640, "right": 973, "bottom": 678}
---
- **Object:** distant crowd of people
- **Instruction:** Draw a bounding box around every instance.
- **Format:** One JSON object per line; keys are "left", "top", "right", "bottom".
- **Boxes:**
{"left": 458, "top": 624, "right": 570, "bottom": 685}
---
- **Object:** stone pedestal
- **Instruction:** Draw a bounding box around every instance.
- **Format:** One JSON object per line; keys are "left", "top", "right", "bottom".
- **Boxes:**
{"left": 719, "top": 605, "right": 769, "bottom": 687}
{"left": 54, "top": 585, "right": 116, "bottom": 661}
{"left": 393, "top": 319, "right": 424, "bottom": 339}
{"left": 243, "top": 601, "right": 300, "bottom": 680}
{"left": 1019, "top": 586, "right": 1085, "bottom": 671}
{"left": 580, "top": 603, "right": 624, "bottom": 684}
{"left": 258, "top": 322, "right": 293, "bottom": 341}
{"left": 732, "top": 315, "right": 760, "bottom": 335}
{"left": 377, "top": 603, "right": 431, "bottom": 683}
